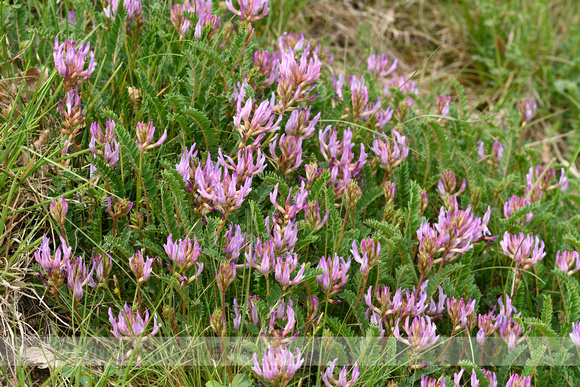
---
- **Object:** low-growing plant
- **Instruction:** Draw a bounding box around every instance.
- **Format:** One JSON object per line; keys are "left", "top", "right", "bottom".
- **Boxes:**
{"left": 2, "top": 0, "right": 580, "bottom": 386}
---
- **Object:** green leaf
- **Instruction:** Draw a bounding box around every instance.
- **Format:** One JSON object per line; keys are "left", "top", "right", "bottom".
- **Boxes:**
{"left": 249, "top": 200, "right": 267, "bottom": 237}
{"left": 542, "top": 294, "right": 553, "bottom": 326}
{"left": 523, "top": 343, "right": 547, "bottom": 377}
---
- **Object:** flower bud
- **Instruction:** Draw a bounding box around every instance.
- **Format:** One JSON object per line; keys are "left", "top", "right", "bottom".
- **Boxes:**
{"left": 210, "top": 308, "right": 226, "bottom": 337}
{"left": 304, "top": 201, "right": 329, "bottom": 229}
{"left": 306, "top": 295, "right": 319, "bottom": 321}
{"left": 276, "top": 78, "right": 299, "bottom": 111}
{"left": 217, "top": 262, "right": 236, "bottom": 294}
{"left": 305, "top": 162, "right": 322, "bottom": 190}
{"left": 107, "top": 197, "right": 133, "bottom": 219}
{"left": 418, "top": 251, "right": 432, "bottom": 276}
{"left": 50, "top": 198, "right": 68, "bottom": 227}
{"left": 383, "top": 181, "right": 396, "bottom": 206}
{"left": 419, "top": 190, "right": 428, "bottom": 215}
{"left": 130, "top": 211, "right": 144, "bottom": 230}
{"left": 129, "top": 250, "right": 155, "bottom": 285}
{"left": 345, "top": 181, "right": 362, "bottom": 208}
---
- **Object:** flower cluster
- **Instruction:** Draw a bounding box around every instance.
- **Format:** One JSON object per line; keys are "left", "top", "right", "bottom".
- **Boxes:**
{"left": 90, "top": 120, "right": 120, "bottom": 167}
{"left": 417, "top": 197, "right": 491, "bottom": 269}
{"left": 53, "top": 37, "right": 97, "bottom": 91}
{"left": 500, "top": 232, "right": 546, "bottom": 272}
{"left": 319, "top": 126, "right": 367, "bottom": 198}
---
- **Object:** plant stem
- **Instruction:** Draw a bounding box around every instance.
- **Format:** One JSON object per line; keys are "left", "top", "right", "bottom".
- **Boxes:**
{"left": 136, "top": 150, "right": 143, "bottom": 210}
{"left": 335, "top": 203, "right": 350, "bottom": 253}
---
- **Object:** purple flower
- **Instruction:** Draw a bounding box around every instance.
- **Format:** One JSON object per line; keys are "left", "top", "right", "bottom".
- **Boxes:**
{"left": 269, "top": 183, "right": 309, "bottom": 222}
{"left": 247, "top": 237, "right": 276, "bottom": 276}
{"left": 365, "top": 284, "right": 428, "bottom": 325}
{"left": 233, "top": 296, "right": 260, "bottom": 331}
{"left": 252, "top": 346, "right": 304, "bottom": 385}
{"left": 104, "top": 0, "right": 119, "bottom": 19}
{"left": 223, "top": 224, "right": 246, "bottom": 262}
{"left": 109, "top": 303, "right": 160, "bottom": 345}
{"left": 219, "top": 147, "right": 266, "bottom": 182}
{"left": 129, "top": 250, "right": 155, "bottom": 285}
{"left": 176, "top": 144, "right": 198, "bottom": 183}
{"left": 284, "top": 107, "right": 320, "bottom": 139}
{"left": 279, "top": 47, "right": 322, "bottom": 91}
{"left": 269, "top": 134, "right": 302, "bottom": 176}
{"left": 332, "top": 73, "right": 344, "bottom": 100}
{"left": 385, "top": 76, "right": 419, "bottom": 106}
{"left": 503, "top": 195, "right": 533, "bottom": 225}
{"left": 253, "top": 50, "right": 280, "bottom": 87}
{"left": 556, "top": 250, "right": 580, "bottom": 275}
{"left": 393, "top": 315, "right": 439, "bottom": 352}
{"left": 500, "top": 232, "right": 546, "bottom": 271}
{"left": 518, "top": 98, "right": 537, "bottom": 124}
{"left": 189, "top": 0, "right": 212, "bottom": 17}
{"left": 58, "top": 86, "right": 84, "bottom": 137}
{"left": 499, "top": 318, "right": 523, "bottom": 351}
{"left": 349, "top": 75, "right": 381, "bottom": 121}
{"left": 233, "top": 299, "right": 242, "bottom": 331}
{"left": 66, "top": 255, "right": 94, "bottom": 301}
{"left": 278, "top": 31, "right": 306, "bottom": 52}
{"left": 316, "top": 254, "right": 351, "bottom": 301}
{"left": 436, "top": 94, "right": 451, "bottom": 117}
{"left": 194, "top": 152, "right": 253, "bottom": 216}
{"left": 492, "top": 141, "right": 504, "bottom": 165}
{"left": 525, "top": 165, "right": 568, "bottom": 201}
{"left": 437, "top": 171, "right": 466, "bottom": 200}
{"left": 68, "top": 10, "right": 76, "bottom": 24}
{"left": 267, "top": 300, "right": 297, "bottom": 346}
{"left": 226, "top": 0, "right": 269, "bottom": 22}
{"left": 421, "top": 374, "right": 445, "bottom": 387}
{"left": 135, "top": 121, "right": 167, "bottom": 152}
{"left": 367, "top": 53, "right": 397, "bottom": 79}
{"left": 124, "top": 0, "right": 143, "bottom": 22}
{"left": 50, "top": 197, "right": 68, "bottom": 226}
{"left": 375, "top": 107, "right": 394, "bottom": 130}
{"left": 506, "top": 373, "right": 531, "bottom": 387}
{"left": 477, "top": 139, "right": 506, "bottom": 169}
{"left": 446, "top": 297, "right": 476, "bottom": 330}
{"left": 233, "top": 95, "right": 281, "bottom": 141}
{"left": 274, "top": 252, "right": 305, "bottom": 290}
{"left": 171, "top": 4, "right": 192, "bottom": 39}
{"left": 266, "top": 217, "right": 298, "bottom": 254}
{"left": 194, "top": 14, "right": 221, "bottom": 40}
{"left": 90, "top": 120, "right": 119, "bottom": 167}
{"left": 571, "top": 322, "right": 580, "bottom": 348}
{"left": 34, "top": 235, "right": 70, "bottom": 289}
{"left": 319, "top": 126, "right": 367, "bottom": 198}
{"left": 322, "top": 359, "right": 360, "bottom": 387}
{"left": 482, "top": 369, "right": 497, "bottom": 387}
{"left": 351, "top": 238, "right": 381, "bottom": 277}
{"left": 371, "top": 130, "right": 410, "bottom": 177}
{"left": 497, "top": 294, "right": 519, "bottom": 320}
{"left": 420, "top": 197, "right": 491, "bottom": 265}
{"left": 477, "top": 310, "right": 498, "bottom": 346}
{"left": 53, "top": 37, "right": 97, "bottom": 90}
{"left": 427, "top": 286, "right": 447, "bottom": 320}
{"left": 164, "top": 234, "right": 203, "bottom": 283}
{"left": 89, "top": 253, "right": 112, "bottom": 287}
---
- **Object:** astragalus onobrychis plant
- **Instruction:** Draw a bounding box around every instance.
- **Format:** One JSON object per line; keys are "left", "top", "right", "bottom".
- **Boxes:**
{"left": 22, "top": 0, "right": 580, "bottom": 385}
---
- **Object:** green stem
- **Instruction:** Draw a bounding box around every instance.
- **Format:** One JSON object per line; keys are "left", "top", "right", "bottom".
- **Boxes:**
{"left": 136, "top": 150, "right": 143, "bottom": 210}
